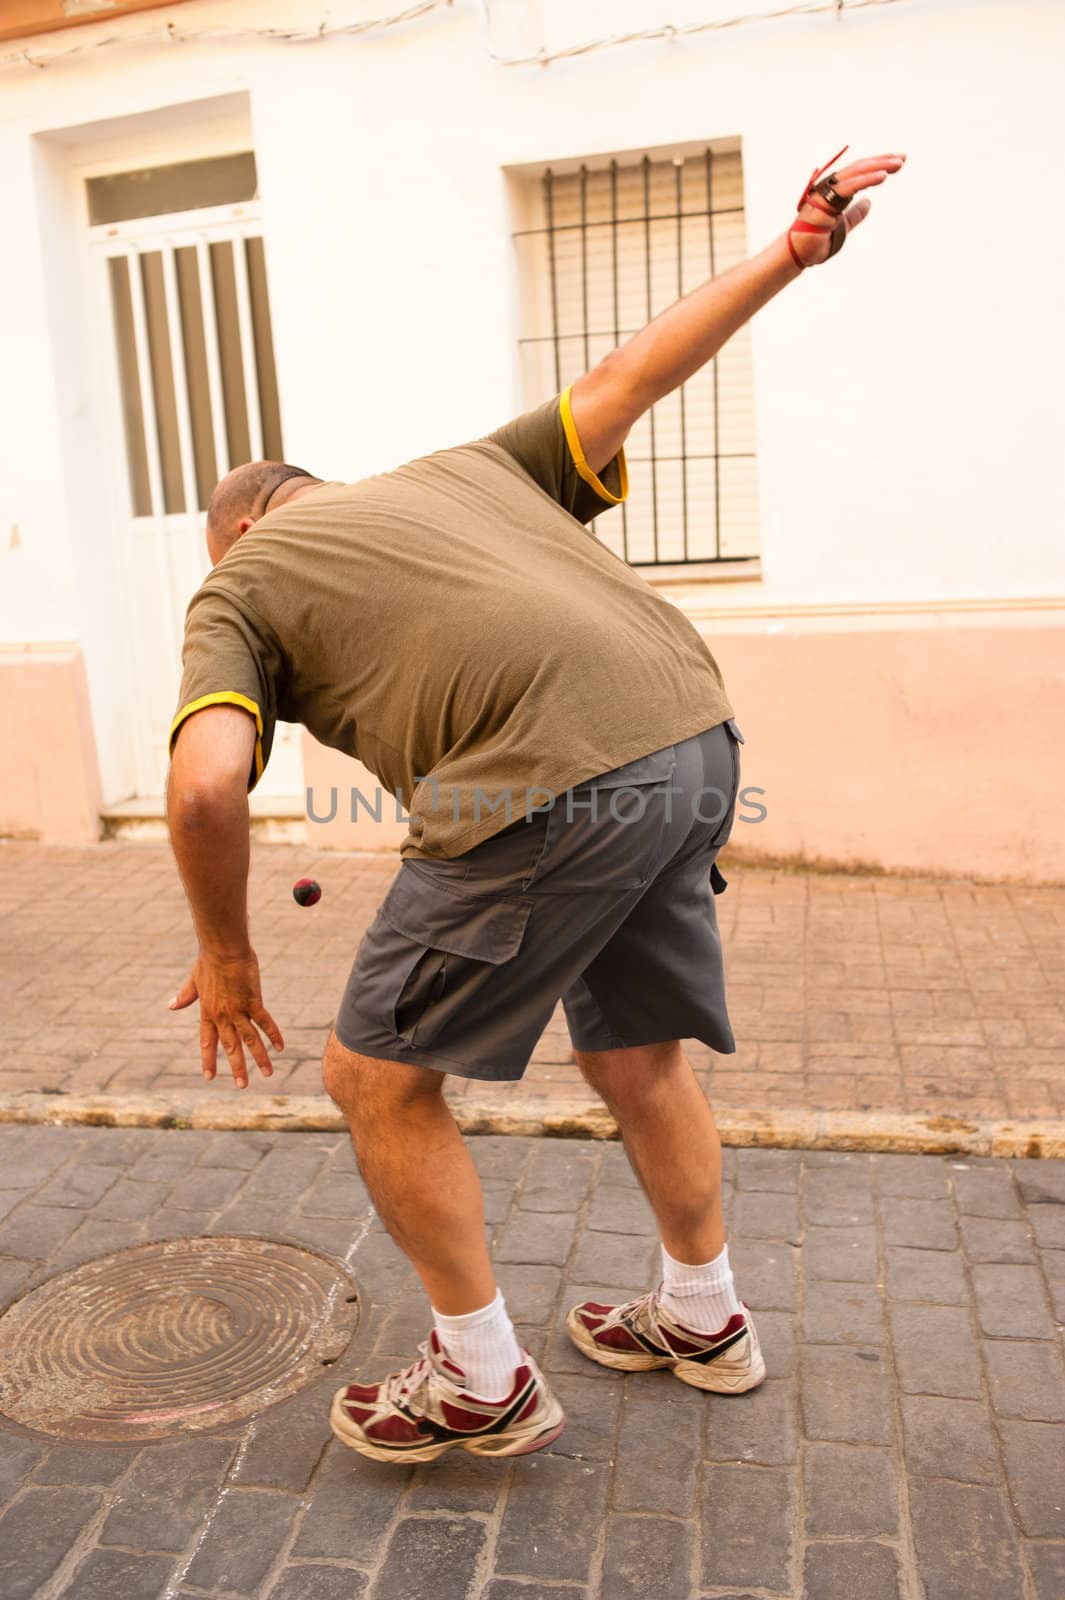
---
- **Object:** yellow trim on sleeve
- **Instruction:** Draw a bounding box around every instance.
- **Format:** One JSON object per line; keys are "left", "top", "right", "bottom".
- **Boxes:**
{"left": 559, "top": 384, "right": 629, "bottom": 506}
{"left": 168, "top": 692, "right": 265, "bottom": 789}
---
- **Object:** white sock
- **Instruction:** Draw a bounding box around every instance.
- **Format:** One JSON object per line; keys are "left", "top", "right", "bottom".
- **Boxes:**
{"left": 658, "top": 1242, "right": 743, "bottom": 1334}
{"left": 431, "top": 1290, "right": 524, "bottom": 1400}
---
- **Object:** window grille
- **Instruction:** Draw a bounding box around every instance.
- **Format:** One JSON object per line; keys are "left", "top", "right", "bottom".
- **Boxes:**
{"left": 515, "top": 147, "right": 759, "bottom": 567}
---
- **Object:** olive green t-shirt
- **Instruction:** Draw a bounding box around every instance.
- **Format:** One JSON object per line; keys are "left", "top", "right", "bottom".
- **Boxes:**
{"left": 170, "top": 387, "right": 734, "bottom": 859}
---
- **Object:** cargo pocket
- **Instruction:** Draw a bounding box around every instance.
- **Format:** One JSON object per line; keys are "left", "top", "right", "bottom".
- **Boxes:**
{"left": 379, "top": 867, "right": 534, "bottom": 1049}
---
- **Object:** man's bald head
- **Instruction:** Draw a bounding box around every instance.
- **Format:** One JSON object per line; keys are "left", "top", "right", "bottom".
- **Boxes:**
{"left": 206, "top": 460, "right": 320, "bottom": 565}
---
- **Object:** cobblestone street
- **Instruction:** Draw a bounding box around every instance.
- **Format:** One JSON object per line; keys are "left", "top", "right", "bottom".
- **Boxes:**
{"left": 3, "top": 841, "right": 1065, "bottom": 1124}
{"left": 0, "top": 1124, "right": 1063, "bottom": 1599}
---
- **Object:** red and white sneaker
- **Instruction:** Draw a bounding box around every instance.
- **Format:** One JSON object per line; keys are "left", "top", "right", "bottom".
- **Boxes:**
{"left": 330, "top": 1330, "right": 566, "bottom": 1463}
{"left": 566, "top": 1289, "right": 766, "bottom": 1393}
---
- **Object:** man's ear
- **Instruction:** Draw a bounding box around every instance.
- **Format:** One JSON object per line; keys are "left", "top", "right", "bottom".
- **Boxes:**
{"left": 236, "top": 516, "right": 255, "bottom": 538}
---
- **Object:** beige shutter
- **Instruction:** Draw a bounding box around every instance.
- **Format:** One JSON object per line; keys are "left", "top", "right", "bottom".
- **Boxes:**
{"left": 517, "top": 148, "right": 758, "bottom": 566}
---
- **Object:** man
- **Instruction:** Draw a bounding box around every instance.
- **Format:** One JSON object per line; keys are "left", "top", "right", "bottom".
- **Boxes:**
{"left": 167, "top": 148, "right": 905, "bottom": 1462}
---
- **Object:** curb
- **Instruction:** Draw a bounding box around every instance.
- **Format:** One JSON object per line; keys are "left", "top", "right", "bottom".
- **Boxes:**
{"left": 1, "top": 1092, "right": 1063, "bottom": 1159}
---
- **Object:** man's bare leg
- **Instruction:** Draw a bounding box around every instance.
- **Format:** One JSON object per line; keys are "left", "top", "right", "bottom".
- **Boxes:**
{"left": 322, "top": 1032, "right": 495, "bottom": 1314}
{"left": 573, "top": 1039, "right": 726, "bottom": 1263}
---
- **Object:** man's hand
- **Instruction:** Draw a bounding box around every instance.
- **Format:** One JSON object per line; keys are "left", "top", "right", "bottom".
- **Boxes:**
{"left": 170, "top": 948, "right": 284, "bottom": 1090}
{"left": 788, "top": 151, "right": 907, "bottom": 268}
{"left": 570, "top": 146, "right": 906, "bottom": 473}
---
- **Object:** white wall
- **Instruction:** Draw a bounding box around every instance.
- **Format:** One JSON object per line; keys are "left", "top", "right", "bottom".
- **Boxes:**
{"left": 1, "top": 0, "right": 1062, "bottom": 800}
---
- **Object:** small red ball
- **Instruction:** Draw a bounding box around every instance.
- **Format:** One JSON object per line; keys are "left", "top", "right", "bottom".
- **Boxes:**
{"left": 292, "top": 877, "right": 322, "bottom": 907}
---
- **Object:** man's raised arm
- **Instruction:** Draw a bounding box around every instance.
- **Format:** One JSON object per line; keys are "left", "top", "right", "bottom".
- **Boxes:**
{"left": 569, "top": 149, "right": 906, "bottom": 474}
{"left": 166, "top": 703, "right": 283, "bottom": 1090}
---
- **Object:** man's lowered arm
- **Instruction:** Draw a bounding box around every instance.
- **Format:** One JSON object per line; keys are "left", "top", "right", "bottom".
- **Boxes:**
{"left": 166, "top": 702, "right": 284, "bottom": 1089}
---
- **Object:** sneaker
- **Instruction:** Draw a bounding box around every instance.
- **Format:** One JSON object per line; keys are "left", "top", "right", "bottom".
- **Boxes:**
{"left": 566, "top": 1289, "right": 766, "bottom": 1393}
{"left": 330, "top": 1330, "right": 566, "bottom": 1463}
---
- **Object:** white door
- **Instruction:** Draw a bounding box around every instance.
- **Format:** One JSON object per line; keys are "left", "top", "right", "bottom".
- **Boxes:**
{"left": 91, "top": 200, "right": 303, "bottom": 799}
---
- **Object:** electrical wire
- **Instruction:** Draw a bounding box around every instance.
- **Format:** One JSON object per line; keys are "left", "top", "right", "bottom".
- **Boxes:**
{"left": 2, "top": 0, "right": 910, "bottom": 72}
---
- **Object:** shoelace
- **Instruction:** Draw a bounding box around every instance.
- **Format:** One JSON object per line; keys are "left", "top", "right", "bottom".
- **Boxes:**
{"left": 382, "top": 1342, "right": 436, "bottom": 1411}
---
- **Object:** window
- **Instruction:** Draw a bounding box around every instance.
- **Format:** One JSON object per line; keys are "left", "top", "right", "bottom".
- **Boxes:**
{"left": 92, "top": 153, "right": 283, "bottom": 517}
{"left": 514, "top": 145, "right": 758, "bottom": 569}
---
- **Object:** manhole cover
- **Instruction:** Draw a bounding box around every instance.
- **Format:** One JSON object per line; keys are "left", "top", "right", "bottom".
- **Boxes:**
{"left": 0, "top": 1236, "right": 360, "bottom": 1442}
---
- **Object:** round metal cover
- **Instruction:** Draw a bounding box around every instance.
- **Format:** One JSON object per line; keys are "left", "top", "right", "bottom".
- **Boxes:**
{"left": 0, "top": 1235, "right": 360, "bottom": 1442}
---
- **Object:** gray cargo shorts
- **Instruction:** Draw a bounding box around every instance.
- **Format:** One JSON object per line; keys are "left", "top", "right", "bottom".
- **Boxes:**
{"left": 334, "top": 719, "right": 743, "bottom": 1081}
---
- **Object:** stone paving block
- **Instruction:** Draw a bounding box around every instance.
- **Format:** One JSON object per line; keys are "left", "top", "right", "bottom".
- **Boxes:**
{"left": 959, "top": 1215, "right": 1035, "bottom": 1264}
{"left": 62, "top": 1548, "right": 178, "bottom": 1600}
{"left": 0, "top": 1137, "right": 73, "bottom": 1190}
{"left": 705, "top": 1375, "right": 798, "bottom": 1465}
{"left": 127, "top": 1134, "right": 212, "bottom": 1184}
{"left": 166, "top": 1164, "right": 247, "bottom": 1212}
{"left": 92, "top": 1176, "right": 169, "bottom": 1222}
{"left": 950, "top": 1165, "right": 1023, "bottom": 1219}
{"left": 293, "top": 1444, "right": 411, "bottom": 1562}
{"left": 99, "top": 1437, "right": 236, "bottom": 1552}
{"left": 244, "top": 1143, "right": 334, "bottom": 1199}
{"left": 198, "top": 1130, "right": 277, "bottom": 1170}
{"left": 518, "top": 1144, "right": 598, "bottom": 1213}
{"left": 753, "top": 1309, "right": 795, "bottom": 1377}
{"left": 801, "top": 1283, "right": 885, "bottom": 1345}
{"left": 899, "top": 1395, "right": 1002, "bottom": 1484}
{"left": 494, "top": 1210, "right": 577, "bottom": 1267}
{"left": 802, "top": 1224, "right": 878, "bottom": 1283}
{"left": 584, "top": 1185, "right": 657, "bottom": 1235}
{"left": 49, "top": 1215, "right": 151, "bottom": 1269}
{"left": 803, "top": 1164, "right": 875, "bottom": 1226}
{"left": 371, "top": 1513, "right": 487, "bottom": 1600}
{"left": 494, "top": 1263, "right": 563, "bottom": 1324}
{"left": 495, "top": 1454, "right": 608, "bottom": 1584}
{"left": 882, "top": 1197, "right": 958, "bottom": 1250}
{"left": 540, "top": 1373, "right": 622, "bottom": 1462}
{"left": 301, "top": 1170, "right": 372, "bottom": 1220}
{"left": 1012, "top": 1160, "right": 1065, "bottom": 1205}
{"left": 32, "top": 1442, "right": 135, "bottom": 1487}
{"left": 469, "top": 1136, "right": 536, "bottom": 1182}
{"left": 269, "top": 1567, "right": 369, "bottom": 1600}
{"left": 185, "top": 1488, "right": 303, "bottom": 1592}
{"left": 1000, "top": 1420, "right": 1065, "bottom": 1535}
{"left": 1027, "top": 1542, "right": 1065, "bottom": 1600}
{"left": 800, "top": 1345, "right": 893, "bottom": 1444}
{"left": 982, "top": 1339, "right": 1065, "bottom": 1421}
{"left": 701, "top": 1463, "right": 794, "bottom": 1592}
{"left": 613, "top": 1394, "right": 701, "bottom": 1514}
{"left": 891, "top": 1304, "right": 983, "bottom": 1397}
{"left": 884, "top": 1244, "right": 969, "bottom": 1304}
{"left": 216, "top": 1195, "right": 308, "bottom": 1240}
{"left": 0, "top": 1256, "right": 36, "bottom": 1305}
{"left": 601, "top": 1513, "right": 694, "bottom": 1600}
{"left": 0, "top": 1486, "right": 101, "bottom": 1600}
{"left": 406, "top": 1449, "right": 509, "bottom": 1512}
{"left": 910, "top": 1479, "right": 1025, "bottom": 1600}
{"left": 595, "top": 1143, "right": 641, "bottom": 1189}
{"left": 480, "top": 1182, "right": 514, "bottom": 1226}
{"left": 0, "top": 1204, "right": 85, "bottom": 1260}
{"left": 802, "top": 1540, "right": 902, "bottom": 1600}
{"left": 34, "top": 1164, "right": 119, "bottom": 1210}
{"left": 345, "top": 1232, "right": 416, "bottom": 1306}
{"left": 730, "top": 1240, "right": 797, "bottom": 1310}
{"left": 0, "top": 1432, "right": 48, "bottom": 1505}
{"left": 734, "top": 1148, "right": 800, "bottom": 1192}
{"left": 146, "top": 1208, "right": 216, "bottom": 1240}
{"left": 732, "top": 1189, "right": 800, "bottom": 1243}
{"left": 568, "top": 1229, "right": 656, "bottom": 1289}
{"left": 803, "top": 1441, "right": 899, "bottom": 1535}
{"left": 0, "top": 1190, "right": 26, "bottom": 1223}
{"left": 876, "top": 1152, "right": 951, "bottom": 1197}
{"left": 972, "top": 1264, "right": 1055, "bottom": 1338}
{"left": 1028, "top": 1204, "right": 1065, "bottom": 1250}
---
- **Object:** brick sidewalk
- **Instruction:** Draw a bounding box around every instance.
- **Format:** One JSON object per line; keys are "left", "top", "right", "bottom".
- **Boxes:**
{"left": 0, "top": 1125, "right": 1063, "bottom": 1599}
{"left": 3, "top": 841, "right": 1064, "bottom": 1124}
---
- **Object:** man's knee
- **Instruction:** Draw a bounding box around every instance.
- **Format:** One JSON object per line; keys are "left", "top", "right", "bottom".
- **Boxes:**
{"left": 322, "top": 1033, "right": 445, "bottom": 1120}
{"left": 574, "top": 1040, "right": 683, "bottom": 1102}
